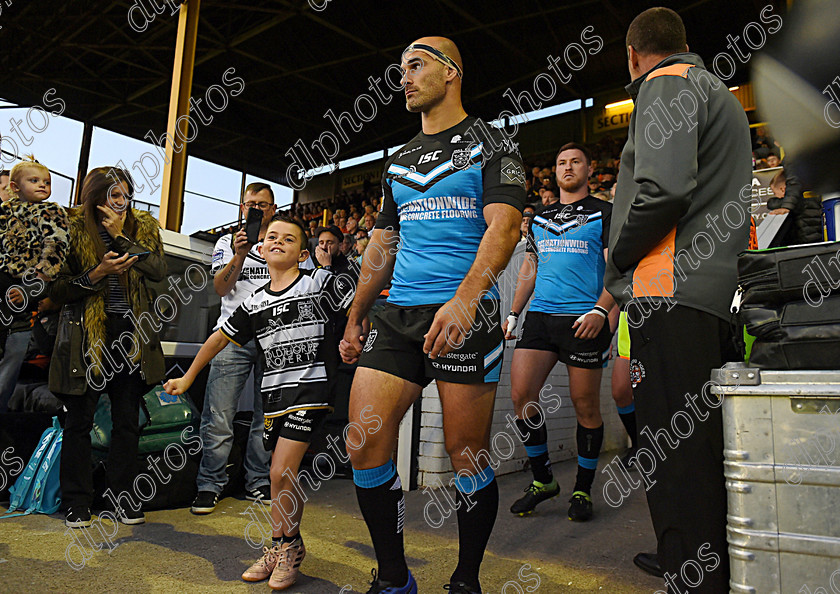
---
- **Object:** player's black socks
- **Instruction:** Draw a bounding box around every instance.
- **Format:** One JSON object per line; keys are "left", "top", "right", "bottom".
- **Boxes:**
{"left": 353, "top": 461, "right": 408, "bottom": 586}
{"left": 515, "top": 414, "right": 553, "bottom": 484}
{"left": 450, "top": 466, "right": 499, "bottom": 591}
{"left": 574, "top": 423, "right": 603, "bottom": 494}
{"left": 616, "top": 403, "right": 638, "bottom": 448}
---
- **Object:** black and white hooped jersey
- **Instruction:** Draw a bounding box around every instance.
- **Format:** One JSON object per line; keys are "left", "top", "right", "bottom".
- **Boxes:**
{"left": 376, "top": 116, "right": 527, "bottom": 306}
{"left": 219, "top": 268, "right": 354, "bottom": 417}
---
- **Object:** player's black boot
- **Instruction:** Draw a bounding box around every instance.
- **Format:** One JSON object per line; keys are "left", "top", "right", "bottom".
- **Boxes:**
{"left": 509, "top": 479, "right": 560, "bottom": 515}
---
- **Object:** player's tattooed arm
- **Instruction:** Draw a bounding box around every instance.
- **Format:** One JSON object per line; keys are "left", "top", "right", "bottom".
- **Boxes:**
{"left": 213, "top": 230, "right": 250, "bottom": 297}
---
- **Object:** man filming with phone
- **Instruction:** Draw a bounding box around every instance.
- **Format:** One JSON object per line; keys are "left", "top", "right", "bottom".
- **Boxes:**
{"left": 190, "top": 183, "right": 279, "bottom": 513}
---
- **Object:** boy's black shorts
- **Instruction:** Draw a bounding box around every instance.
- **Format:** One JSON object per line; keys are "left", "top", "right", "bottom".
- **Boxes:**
{"left": 515, "top": 311, "right": 611, "bottom": 369}
{"left": 357, "top": 301, "right": 504, "bottom": 387}
{"left": 263, "top": 408, "right": 330, "bottom": 451}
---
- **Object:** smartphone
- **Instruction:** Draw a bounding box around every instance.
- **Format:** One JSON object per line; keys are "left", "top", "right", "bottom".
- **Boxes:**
{"left": 131, "top": 251, "right": 152, "bottom": 262}
{"left": 245, "top": 207, "right": 263, "bottom": 244}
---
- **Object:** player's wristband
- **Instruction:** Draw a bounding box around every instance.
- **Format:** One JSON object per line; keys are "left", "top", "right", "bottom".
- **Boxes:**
{"left": 575, "top": 307, "right": 606, "bottom": 326}
{"left": 593, "top": 305, "right": 609, "bottom": 317}
{"left": 506, "top": 311, "right": 519, "bottom": 336}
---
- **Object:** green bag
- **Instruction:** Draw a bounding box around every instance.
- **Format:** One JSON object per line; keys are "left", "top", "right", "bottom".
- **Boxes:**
{"left": 90, "top": 385, "right": 199, "bottom": 454}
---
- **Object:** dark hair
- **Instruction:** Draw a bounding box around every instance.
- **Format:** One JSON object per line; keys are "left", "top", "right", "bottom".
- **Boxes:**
{"left": 316, "top": 225, "right": 343, "bottom": 243}
{"left": 626, "top": 7, "right": 687, "bottom": 57}
{"left": 343, "top": 233, "right": 356, "bottom": 245}
{"left": 556, "top": 142, "right": 592, "bottom": 166}
{"left": 244, "top": 182, "right": 274, "bottom": 203}
{"left": 0, "top": 170, "right": 9, "bottom": 177}
{"left": 269, "top": 215, "right": 307, "bottom": 250}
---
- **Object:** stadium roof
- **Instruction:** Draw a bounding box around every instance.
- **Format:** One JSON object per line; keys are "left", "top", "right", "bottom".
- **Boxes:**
{"left": 0, "top": 0, "right": 783, "bottom": 184}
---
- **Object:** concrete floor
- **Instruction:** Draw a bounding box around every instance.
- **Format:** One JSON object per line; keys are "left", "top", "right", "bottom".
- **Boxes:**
{"left": 0, "top": 453, "right": 663, "bottom": 593}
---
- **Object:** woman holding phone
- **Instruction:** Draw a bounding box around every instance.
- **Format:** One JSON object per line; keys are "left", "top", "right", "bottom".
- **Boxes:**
{"left": 48, "top": 166, "right": 167, "bottom": 528}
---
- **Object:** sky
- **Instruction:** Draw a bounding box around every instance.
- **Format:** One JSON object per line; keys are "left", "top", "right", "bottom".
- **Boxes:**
{"left": 0, "top": 99, "right": 294, "bottom": 236}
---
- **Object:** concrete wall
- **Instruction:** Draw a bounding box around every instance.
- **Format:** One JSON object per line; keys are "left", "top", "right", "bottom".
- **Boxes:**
{"left": 414, "top": 241, "right": 628, "bottom": 489}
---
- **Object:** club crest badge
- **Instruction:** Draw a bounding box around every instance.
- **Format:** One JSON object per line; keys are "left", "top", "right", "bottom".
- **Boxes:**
{"left": 629, "top": 359, "right": 646, "bottom": 388}
{"left": 451, "top": 148, "right": 472, "bottom": 170}
{"left": 298, "top": 300, "right": 314, "bottom": 320}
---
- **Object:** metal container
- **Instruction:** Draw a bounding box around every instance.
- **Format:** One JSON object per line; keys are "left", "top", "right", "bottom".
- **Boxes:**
{"left": 711, "top": 363, "right": 840, "bottom": 594}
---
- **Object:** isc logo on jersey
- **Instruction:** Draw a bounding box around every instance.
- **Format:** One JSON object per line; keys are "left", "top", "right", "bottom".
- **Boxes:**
{"left": 418, "top": 150, "right": 442, "bottom": 164}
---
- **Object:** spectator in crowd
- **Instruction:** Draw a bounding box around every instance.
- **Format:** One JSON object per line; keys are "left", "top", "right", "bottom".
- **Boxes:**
{"left": 588, "top": 176, "right": 601, "bottom": 193}
{"left": 0, "top": 170, "right": 10, "bottom": 202}
{"left": 540, "top": 188, "right": 557, "bottom": 206}
{"left": 0, "top": 157, "right": 69, "bottom": 412}
{"left": 520, "top": 204, "right": 535, "bottom": 240}
{"left": 354, "top": 228, "right": 368, "bottom": 242}
{"left": 314, "top": 225, "right": 356, "bottom": 278}
{"left": 50, "top": 166, "right": 166, "bottom": 528}
{"left": 767, "top": 152, "right": 781, "bottom": 168}
{"left": 355, "top": 237, "right": 369, "bottom": 261}
{"left": 753, "top": 125, "right": 775, "bottom": 152}
{"left": 768, "top": 169, "right": 823, "bottom": 245}
{"left": 346, "top": 217, "right": 359, "bottom": 235}
{"left": 363, "top": 213, "right": 377, "bottom": 232}
{"left": 597, "top": 167, "right": 616, "bottom": 188}
{"left": 341, "top": 233, "right": 357, "bottom": 257}
{"left": 190, "top": 182, "right": 277, "bottom": 515}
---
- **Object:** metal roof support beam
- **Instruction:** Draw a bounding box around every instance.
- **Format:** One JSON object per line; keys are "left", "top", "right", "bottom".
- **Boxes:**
{"left": 159, "top": 0, "right": 200, "bottom": 232}
{"left": 74, "top": 121, "right": 93, "bottom": 207}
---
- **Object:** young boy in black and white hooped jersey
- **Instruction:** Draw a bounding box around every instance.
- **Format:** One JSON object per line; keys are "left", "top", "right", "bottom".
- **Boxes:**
{"left": 165, "top": 216, "right": 354, "bottom": 591}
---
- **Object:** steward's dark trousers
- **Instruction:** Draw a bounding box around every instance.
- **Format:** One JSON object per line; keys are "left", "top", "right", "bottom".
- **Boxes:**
{"left": 59, "top": 317, "right": 149, "bottom": 510}
{"left": 628, "top": 304, "right": 737, "bottom": 593}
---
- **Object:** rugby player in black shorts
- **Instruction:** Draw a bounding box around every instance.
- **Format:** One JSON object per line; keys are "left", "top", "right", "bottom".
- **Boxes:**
{"left": 503, "top": 143, "right": 616, "bottom": 522}
{"left": 339, "top": 37, "right": 525, "bottom": 594}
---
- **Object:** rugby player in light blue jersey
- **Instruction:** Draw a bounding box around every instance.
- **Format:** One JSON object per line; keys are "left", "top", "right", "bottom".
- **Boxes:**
{"left": 339, "top": 36, "right": 525, "bottom": 594}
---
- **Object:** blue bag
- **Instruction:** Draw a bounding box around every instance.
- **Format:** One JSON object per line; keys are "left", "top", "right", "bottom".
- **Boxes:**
{"left": 2, "top": 416, "right": 63, "bottom": 518}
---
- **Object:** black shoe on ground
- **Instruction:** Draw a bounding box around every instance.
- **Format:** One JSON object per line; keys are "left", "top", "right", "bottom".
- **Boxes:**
{"left": 509, "top": 479, "right": 560, "bottom": 515}
{"left": 112, "top": 504, "right": 145, "bottom": 525}
{"left": 619, "top": 447, "right": 638, "bottom": 472}
{"left": 567, "top": 491, "right": 593, "bottom": 522}
{"left": 633, "top": 552, "right": 664, "bottom": 578}
{"left": 444, "top": 581, "right": 481, "bottom": 593}
{"left": 65, "top": 507, "right": 92, "bottom": 528}
{"left": 245, "top": 484, "right": 271, "bottom": 505}
{"left": 365, "top": 568, "right": 418, "bottom": 593}
{"left": 191, "top": 490, "right": 219, "bottom": 514}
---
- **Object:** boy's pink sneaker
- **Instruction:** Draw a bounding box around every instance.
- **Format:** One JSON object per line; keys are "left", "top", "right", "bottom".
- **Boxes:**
{"left": 269, "top": 539, "right": 306, "bottom": 590}
{"left": 241, "top": 543, "right": 281, "bottom": 582}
